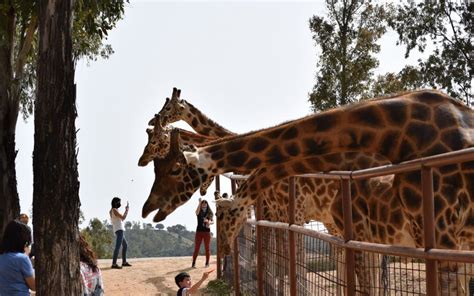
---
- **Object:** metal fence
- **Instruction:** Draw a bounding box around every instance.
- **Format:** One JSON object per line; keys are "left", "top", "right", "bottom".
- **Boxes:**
{"left": 215, "top": 147, "right": 474, "bottom": 296}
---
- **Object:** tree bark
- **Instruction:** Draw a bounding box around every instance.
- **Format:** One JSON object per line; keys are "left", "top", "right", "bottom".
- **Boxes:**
{"left": 0, "top": 1, "right": 21, "bottom": 238}
{"left": 34, "top": 0, "right": 81, "bottom": 294}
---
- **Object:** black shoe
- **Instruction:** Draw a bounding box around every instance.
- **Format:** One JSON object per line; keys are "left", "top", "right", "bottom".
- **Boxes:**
{"left": 122, "top": 262, "right": 132, "bottom": 267}
{"left": 191, "top": 262, "right": 196, "bottom": 268}
{"left": 205, "top": 263, "right": 210, "bottom": 268}
{"left": 111, "top": 264, "right": 122, "bottom": 269}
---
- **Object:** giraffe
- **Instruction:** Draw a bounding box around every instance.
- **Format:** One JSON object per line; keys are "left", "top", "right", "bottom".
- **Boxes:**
{"left": 144, "top": 128, "right": 400, "bottom": 294}
{"left": 140, "top": 89, "right": 419, "bottom": 294}
{"left": 144, "top": 90, "right": 474, "bottom": 295}
{"left": 141, "top": 105, "right": 400, "bottom": 294}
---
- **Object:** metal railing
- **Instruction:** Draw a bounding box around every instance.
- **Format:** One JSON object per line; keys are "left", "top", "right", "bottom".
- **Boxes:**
{"left": 215, "top": 147, "right": 474, "bottom": 295}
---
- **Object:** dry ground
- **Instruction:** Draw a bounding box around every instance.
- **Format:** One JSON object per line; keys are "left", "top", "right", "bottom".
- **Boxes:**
{"left": 98, "top": 256, "right": 218, "bottom": 296}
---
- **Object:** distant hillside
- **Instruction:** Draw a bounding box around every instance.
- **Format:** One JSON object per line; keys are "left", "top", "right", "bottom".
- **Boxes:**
{"left": 81, "top": 218, "right": 217, "bottom": 259}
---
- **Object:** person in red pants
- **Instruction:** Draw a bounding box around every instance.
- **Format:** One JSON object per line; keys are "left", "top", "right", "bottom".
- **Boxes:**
{"left": 191, "top": 198, "right": 214, "bottom": 268}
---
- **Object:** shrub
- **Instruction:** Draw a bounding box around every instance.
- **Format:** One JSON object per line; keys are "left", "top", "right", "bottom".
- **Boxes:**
{"left": 203, "top": 279, "right": 232, "bottom": 295}
{"left": 307, "top": 258, "right": 336, "bottom": 272}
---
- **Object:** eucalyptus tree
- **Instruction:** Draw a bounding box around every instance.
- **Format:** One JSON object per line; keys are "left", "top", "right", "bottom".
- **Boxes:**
{"left": 32, "top": 0, "right": 127, "bottom": 293}
{"left": 0, "top": 0, "right": 127, "bottom": 237}
{"left": 308, "top": 0, "right": 388, "bottom": 111}
{"left": 385, "top": 0, "right": 472, "bottom": 106}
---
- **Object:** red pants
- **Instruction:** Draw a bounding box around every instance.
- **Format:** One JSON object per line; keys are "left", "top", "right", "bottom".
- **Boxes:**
{"left": 192, "top": 231, "right": 211, "bottom": 263}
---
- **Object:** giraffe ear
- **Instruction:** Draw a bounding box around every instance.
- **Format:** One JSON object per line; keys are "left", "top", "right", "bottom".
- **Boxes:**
{"left": 183, "top": 150, "right": 199, "bottom": 166}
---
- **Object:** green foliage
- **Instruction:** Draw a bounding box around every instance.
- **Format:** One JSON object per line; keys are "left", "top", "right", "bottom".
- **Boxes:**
{"left": 4, "top": 0, "right": 128, "bottom": 120}
{"left": 307, "top": 257, "right": 336, "bottom": 272}
{"left": 81, "top": 218, "right": 114, "bottom": 259}
{"left": 367, "top": 66, "right": 424, "bottom": 98}
{"left": 387, "top": 0, "right": 472, "bottom": 105}
{"left": 308, "top": 0, "right": 389, "bottom": 111}
{"left": 203, "top": 279, "right": 233, "bottom": 295}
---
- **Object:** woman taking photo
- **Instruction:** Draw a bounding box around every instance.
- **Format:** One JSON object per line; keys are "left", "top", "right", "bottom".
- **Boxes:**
{"left": 109, "top": 197, "right": 132, "bottom": 269}
{"left": 192, "top": 198, "right": 214, "bottom": 268}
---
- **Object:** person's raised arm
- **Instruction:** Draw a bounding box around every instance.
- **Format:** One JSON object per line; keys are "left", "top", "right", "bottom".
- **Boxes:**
{"left": 112, "top": 207, "right": 128, "bottom": 221}
{"left": 123, "top": 201, "right": 129, "bottom": 220}
{"left": 187, "top": 270, "right": 212, "bottom": 294}
{"left": 195, "top": 198, "right": 202, "bottom": 215}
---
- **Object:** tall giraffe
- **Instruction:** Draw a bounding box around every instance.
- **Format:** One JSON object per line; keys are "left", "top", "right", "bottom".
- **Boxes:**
{"left": 141, "top": 94, "right": 402, "bottom": 294}
{"left": 141, "top": 91, "right": 399, "bottom": 294}
{"left": 145, "top": 128, "right": 399, "bottom": 294}
{"left": 143, "top": 90, "right": 474, "bottom": 295}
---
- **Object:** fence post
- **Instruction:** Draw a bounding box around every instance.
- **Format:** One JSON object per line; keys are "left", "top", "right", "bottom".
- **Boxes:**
{"left": 215, "top": 175, "right": 222, "bottom": 279}
{"left": 422, "top": 166, "right": 438, "bottom": 296}
{"left": 231, "top": 179, "right": 241, "bottom": 296}
{"left": 256, "top": 192, "right": 264, "bottom": 296}
{"left": 342, "top": 178, "right": 356, "bottom": 296}
{"left": 288, "top": 177, "right": 297, "bottom": 296}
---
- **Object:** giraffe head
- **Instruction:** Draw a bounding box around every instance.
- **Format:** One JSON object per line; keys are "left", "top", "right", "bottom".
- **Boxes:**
{"left": 148, "top": 87, "right": 186, "bottom": 127}
{"left": 141, "top": 129, "right": 214, "bottom": 222}
{"left": 138, "top": 114, "right": 172, "bottom": 166}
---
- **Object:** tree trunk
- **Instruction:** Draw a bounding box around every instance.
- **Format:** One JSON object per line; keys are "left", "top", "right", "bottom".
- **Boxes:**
{"left": 0, "top": 2, "right": 21, "bottom": 239}
{"left": 34, "top": 0, "right": 81, "bottom": 294}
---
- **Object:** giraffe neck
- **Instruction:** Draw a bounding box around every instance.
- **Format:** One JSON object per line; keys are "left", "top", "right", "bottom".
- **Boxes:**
{"left": 185, "top": 90, "right": 473, "bottom": 174}
{"left": 183, "top": 101, "right": 236, "bottom": 138}
{"left": 177, "top": 128, "right": 215, "bottom": 145}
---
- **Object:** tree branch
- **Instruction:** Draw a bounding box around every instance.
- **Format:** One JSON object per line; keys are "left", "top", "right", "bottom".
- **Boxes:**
{"left": 14, "top": 16, "right": 37, "bottom": 83}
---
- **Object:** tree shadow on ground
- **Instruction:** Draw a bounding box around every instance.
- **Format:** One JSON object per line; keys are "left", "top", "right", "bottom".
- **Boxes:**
{"left": 144, "top": 276, "right": 173, "bottom": 295}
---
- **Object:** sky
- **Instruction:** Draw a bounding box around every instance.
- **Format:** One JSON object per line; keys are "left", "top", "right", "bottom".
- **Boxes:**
{"left": 15, "top": 1, "right": 419, "bottom": 234}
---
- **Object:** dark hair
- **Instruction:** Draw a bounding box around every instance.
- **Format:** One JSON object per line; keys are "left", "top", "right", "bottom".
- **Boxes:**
{"left": 0, "top": 220, "right": 32, "bottom": 254}
{"left": 111, "top": 197, "right": 121, "bottom": 208}
{"left": 175, "top": 272, "right": 190, "bottom": 287}
{"left": 200, "top": 200, "right": 214, "bottom": 219}
{"left": 79, "top": 235, "right": 99, "bottom": 272}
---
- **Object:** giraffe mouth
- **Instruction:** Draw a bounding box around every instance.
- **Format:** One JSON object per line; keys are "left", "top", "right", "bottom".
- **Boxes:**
{"left": 152, "top": 210, "right": 169, "bottom": 222}
{"left": 138, "top": 156, "right": 150, "bottom": 167}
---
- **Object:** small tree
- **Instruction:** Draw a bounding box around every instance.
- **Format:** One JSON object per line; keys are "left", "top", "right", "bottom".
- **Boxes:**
{"left": 81, "top": 218, "right": 113, "bottom": 259}
{"left": 155, "top": 223, "right": 165, "bottom": 230}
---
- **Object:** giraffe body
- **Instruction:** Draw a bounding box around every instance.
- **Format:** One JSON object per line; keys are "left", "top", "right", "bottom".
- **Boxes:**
{"left": 142, "top": 89, "right": 474, "bottom": 295}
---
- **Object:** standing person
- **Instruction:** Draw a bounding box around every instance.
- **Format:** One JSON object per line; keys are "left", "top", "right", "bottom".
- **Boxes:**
{"left": 191, "top": 198, "right": 214, "bottom": 268}
{"left": 0, "top": 220, "right": 35, "bottom": 295}
{"left": 18, "top": 214, "right": 34, "bottom": 261}
{"left": 79, "top": 235, "right": 104, "bottom": 296}
{"left": 109, "top": 197, "right": 132, "bottom": 269}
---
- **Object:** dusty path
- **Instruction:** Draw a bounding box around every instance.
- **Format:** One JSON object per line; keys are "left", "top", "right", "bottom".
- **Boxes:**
{"left": 98, "top": 256, "right": 218, "bottom": 296}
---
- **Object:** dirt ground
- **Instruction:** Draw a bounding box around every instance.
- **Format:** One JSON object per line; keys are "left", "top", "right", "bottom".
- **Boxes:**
{"left": 98, "top": 256, "right": 218, "bottom": 296}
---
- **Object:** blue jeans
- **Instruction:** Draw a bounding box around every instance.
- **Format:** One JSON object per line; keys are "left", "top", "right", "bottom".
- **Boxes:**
{"left": 112, "top": 230, "right": 128, "bottom": 265}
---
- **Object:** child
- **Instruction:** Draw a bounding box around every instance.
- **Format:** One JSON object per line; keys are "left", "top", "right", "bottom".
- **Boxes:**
{"left": 175, "top": 269, "right": 214, "bottom": 296}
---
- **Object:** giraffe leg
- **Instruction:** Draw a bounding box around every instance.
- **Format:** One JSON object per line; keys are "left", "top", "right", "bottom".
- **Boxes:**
{"left": 439, "top": 261, "right": 467, "bottom": 296}
{"left": 354, "top": 251, "right": 384, "bottom": 296}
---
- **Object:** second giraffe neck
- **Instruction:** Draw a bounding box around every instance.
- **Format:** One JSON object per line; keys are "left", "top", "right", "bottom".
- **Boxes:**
{"left": 184, "top": 101, "right": 235, "bottom": 138}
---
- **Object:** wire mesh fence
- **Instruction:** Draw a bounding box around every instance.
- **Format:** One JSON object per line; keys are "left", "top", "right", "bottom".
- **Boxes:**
{"left": 225, "top": 223, "right": 474, "bottom": 295}
{"left": 217, "top": 148, "right": 474, "bottom": 295}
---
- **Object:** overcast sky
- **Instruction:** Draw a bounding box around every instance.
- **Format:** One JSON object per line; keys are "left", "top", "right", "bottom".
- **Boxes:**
{"left": 15, "top": 1, "right": 418, "bottom": 234}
